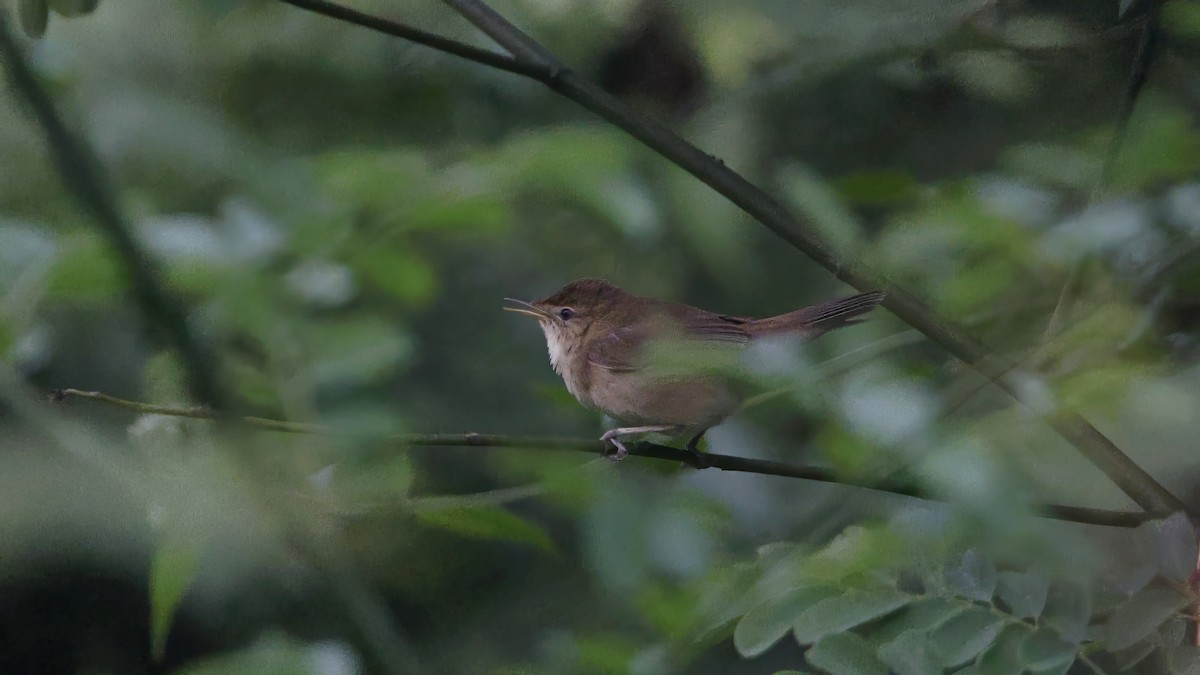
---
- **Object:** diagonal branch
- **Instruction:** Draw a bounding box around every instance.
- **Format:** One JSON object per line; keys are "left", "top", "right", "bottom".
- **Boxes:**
{"left": 273, "top": 0, "right": 1186, "bottom": 517}
{"left": 1098, "top": 0, "right": 1164, "bottom": 193}
{"left": 0, "top": 15, "right": 227, "bottom": 410}
{"left": 276, "top": 0, "right": 550, "bottom": 79}
{"left": 53, "top": 387, "right": 1152, "bottom": 528}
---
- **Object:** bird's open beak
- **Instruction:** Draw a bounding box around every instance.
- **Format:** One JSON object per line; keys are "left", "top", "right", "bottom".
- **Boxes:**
{"left": 503, "top": 298, "right": 550, "bottom": 320}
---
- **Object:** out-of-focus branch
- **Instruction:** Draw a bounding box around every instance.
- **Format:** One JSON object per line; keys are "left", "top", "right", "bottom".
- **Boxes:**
{"left": 54, "top": 388, "right": 1154, "bottom": 528}
{"left": 1098, "top": 0, "right": 1164, "bottom": 194}
{"left": 276, "top": 0, "right": 550, "bottom": 79}
{"left": 0, "top": 15, "right": 227, "bottom": 410}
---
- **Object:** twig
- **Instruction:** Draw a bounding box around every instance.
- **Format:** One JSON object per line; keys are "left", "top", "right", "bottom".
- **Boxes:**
{"left": 275, "top": 0, "right": 549, "bottom": 79}
{"left": 1097, "top": 1, "right": 1164, "bottom": 196}
{"left": 0, "top": 16, "right": 227, "bottom": 410}
{"left": 273, "top": 0, "right": 1187, "bottom": 517}
{"left": 53, "top": 387, "right": 1151, "bottom": 528}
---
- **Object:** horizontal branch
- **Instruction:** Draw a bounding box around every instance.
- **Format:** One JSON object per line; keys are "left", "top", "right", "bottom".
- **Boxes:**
{"left": 53, "top": 388, "right": 1151, "bottom": 528}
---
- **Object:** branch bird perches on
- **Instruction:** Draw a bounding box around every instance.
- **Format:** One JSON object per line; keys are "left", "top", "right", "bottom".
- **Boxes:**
{"left": 53, "top": 388, "right": 1152, "bottom": 529}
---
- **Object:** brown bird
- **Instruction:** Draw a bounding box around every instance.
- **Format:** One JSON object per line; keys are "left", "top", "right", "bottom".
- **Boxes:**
{"left": 505, "top": 279, "right": 886, "bottom": 462}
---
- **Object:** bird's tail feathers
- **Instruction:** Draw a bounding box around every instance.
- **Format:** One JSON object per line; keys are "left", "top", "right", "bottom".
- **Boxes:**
{"left": 749, "top": 290, "right": 886, "bottom": 337}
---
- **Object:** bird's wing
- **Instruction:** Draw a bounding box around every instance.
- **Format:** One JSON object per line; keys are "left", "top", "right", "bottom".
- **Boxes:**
{"left": 587, "top": 313, "right": 750, "bottom": 372}
{"left": 587, "top": 325, "right": 647, "bottom": 372}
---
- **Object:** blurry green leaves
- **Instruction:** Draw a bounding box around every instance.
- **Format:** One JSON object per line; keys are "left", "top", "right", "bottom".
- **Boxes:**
{"left": 943, "top": 549, "right": 997, "bottom": 603}
{"left": 1004, "top": 97, "right": 1200, "bottom": 194}
{"left": 1104, "top": 587, "right": 1190, "bottom": 651}
{"left": 353, "top": 246, "right": 435, "bottom": 306}
{"left": 791, "top": 589, "right": 911, "bottom": 644}
{"left": 699, "top": 521, "right": 1144, "bottom": 673}
{"left": 874, "top": 187, "right": 1032, "bottom": 319}
{"left": 995, "top": 571, "right": 1048, "bottom": 619}
{"left": 1040, "top": 582, "right": 1091, "bottom": 644}
{"left": 315, "top": 150, "right": 508, "bottom": 237}
{"left": 806, "top": 632, "right": 888, "bottom": 675}
{"left": 0, "top": 222, "right": 55, "bottom": 365}
{"left": 1105, "top": 99, "right": 1200, "bottom": 192}
{"left": 150, "top": 532, "right": 202, "bottom": 661}
{"left": 306, "top": 316, "right": 412, "bottom": 389}
{"left": 1139, "top": 511, "right": 1199, "bottom": 583}
{"left": 9, "top": 0, "right": 100, "bottom": 38}
{"left": 779, "top": 164, "right": 868, "bottom": 256}
{"left": 46, "top": 231, "right": 121, "bottom": 300}
{"left": 412, "top": 503, "right": 553, "bottom": 553}
{"left": 834, "top": 170, "right": 921, "bottom": 209}
{"left": 734, "top": 586, "right": 838, "bottom": 657}
{"left": 1001, "top": 143, "right": 1100, "bottom": 193}
{"left": 943, "top": 51, "right": 1032, "bottom": 104}
{"left": 475, "top": 126, "right": 657, "bottom": 241}
{"left": 176, "top": 633, "right": 352, "bottom": 675}
{"left": 1165, "top": 1, "right": 1200, "bottom": 40}
{"left": 929, "top": 607, "right": 1006, "bottom": 667}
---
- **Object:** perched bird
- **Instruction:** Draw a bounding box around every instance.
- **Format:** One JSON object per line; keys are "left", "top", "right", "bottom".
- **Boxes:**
{"left": 505, "top": 279, "right": 886, "bottom": 462}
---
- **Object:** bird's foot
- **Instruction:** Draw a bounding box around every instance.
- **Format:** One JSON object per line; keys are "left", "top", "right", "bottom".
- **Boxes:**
{"left": 599, "top": 425, "right": 675, "bottom": 463}
{"left": 602, "top": 436, "right": 628, "bottom": 462}
{"left": 685, "top": 432, "right": 712, "bottom": 469}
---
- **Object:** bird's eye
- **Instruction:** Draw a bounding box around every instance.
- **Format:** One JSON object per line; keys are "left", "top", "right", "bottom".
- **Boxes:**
{"left": 559, "top": 308, "right": 573, "bottom": 320}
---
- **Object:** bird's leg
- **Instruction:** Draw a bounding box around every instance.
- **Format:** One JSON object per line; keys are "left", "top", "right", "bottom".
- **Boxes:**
{"left": 685, "top": 430, "right": 711, "bottom": 469}
{"left": 600, "top": 425, "right": 680, "bottom": 462}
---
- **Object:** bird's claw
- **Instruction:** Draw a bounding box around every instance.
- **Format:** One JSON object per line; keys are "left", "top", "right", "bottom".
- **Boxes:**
{"left": 686, "top": 444, "right": 712, "bottom": 469}
{"left": 603, "top": 437, "right": 628, "bottom": 462}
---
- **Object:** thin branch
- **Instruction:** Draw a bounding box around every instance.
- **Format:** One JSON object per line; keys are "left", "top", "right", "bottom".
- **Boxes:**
{"left": 53, "top": 387, "right": 1152, "bottom": 528}
{"left": 1097, "top": 1, "right": 1164, "bottom": 195}
{"left": 275, "top": 0, "right": 549, "bottom": 79}
{"left": 271, "top": 0, "right": 1189, "bottom": 517}
{"left": 0, "top": 16, "right": 227, "bottom": 410}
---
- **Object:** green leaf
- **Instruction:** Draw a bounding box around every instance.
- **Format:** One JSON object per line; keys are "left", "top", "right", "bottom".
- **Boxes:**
{"left": 944, "top": 549, "right": 997, "bottom": 602}
{"left": 352, "top": 246, "right": 436, "bottom": 306}
{"left": 306, "top": 316, "right": 413, "bottom": 387}
{"left": 17, "top": 0, "right": 48, "bottom": 38}
{"left": 48, "top": 0, "right": 101, "bottom": 17}
{"left": 413, "top": 504, "right": 553, "bottom": 552}
{"left": 870, "top": 596, "right": 965, "bottom": 644}
{"left": 995, "top": 571, "right": 1049, "bottom": 619}
{"left": 835, "top": 170, "right": 920, "bottom": 207}
{"left": 929, "top": 607, "right": 1007, "bottom": 667}
{"left": 974, "top": 625, "right": 1027, "bottom": 675}
{"left": 791, "top": 588, "right": 910, "bottom": 644}
{"left": 333, "top": 453, "right": 415, "bottom": 504}
{"left": 1139, "top": 512, "right": 1198, "bottom": 583}
{"left": 46, "top": 233, "right": 124, "bottom": 302}
{"left": 405, "top": 193, "right": 510, "bottom": 233}
{"left": 1105, "top": 100, "right": 1200, "bottom": 190}
{"left": 150, "top": 534, "right": 202, "bottom": 661}
{"left": 1018, "top": 629, "right": 1076, "bottom": 672}
{"left": 1113, "top": 637, "right": 1157, "bottom": 672}
{"left": 733, "top": 586, "right": 837, "bottom": 658}
{"left": 877, "top": 629, "right": 941, "bottom": 675}
{"left": 175, "top": 633, "right": 320, "bottom": 675}
{"left": 1166, "top": 1, "right": 1200, "bottom": 38}
{"left": 1041, "top": 581, "right": 1091, "bottom": 643}
{"left": 688, "top": 562, "right": 760, "bottom": 642}
{"left": 1104, "top": 587, "right": 1189, "bottom": 651}
{"left": 1001, "top": 143, "right": 1099, "bottom": 191}
{"left": 804, "top": 632, "right": 887, "bottom": 675}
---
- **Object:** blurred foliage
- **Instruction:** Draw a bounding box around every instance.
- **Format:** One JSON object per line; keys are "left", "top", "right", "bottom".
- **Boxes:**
{"left": 3, "top": 0, "right": 1200, "bottom": 673}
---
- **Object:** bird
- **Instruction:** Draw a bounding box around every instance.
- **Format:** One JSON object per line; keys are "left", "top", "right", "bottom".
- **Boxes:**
{"left": 504, "top": 278, "right": 886, "bottom": 462}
